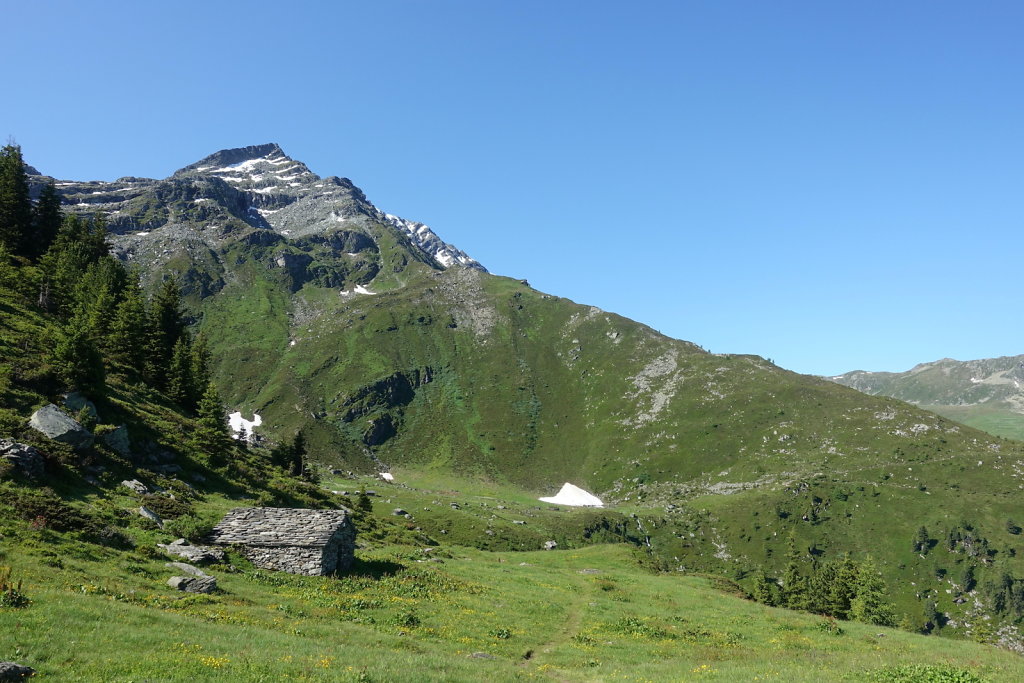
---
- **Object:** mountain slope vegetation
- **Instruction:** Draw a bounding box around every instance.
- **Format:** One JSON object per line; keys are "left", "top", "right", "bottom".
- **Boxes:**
{"left": 3, "top": 141, "right": 1024, "bottom": 677}
{"left": 833, "top": 356, "right": 1024, "bottom": 441}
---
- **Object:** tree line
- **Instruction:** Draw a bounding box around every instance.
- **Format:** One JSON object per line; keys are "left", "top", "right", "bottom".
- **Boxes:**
{"left": 0, "top": 142, "right": 233, "bottom": 465}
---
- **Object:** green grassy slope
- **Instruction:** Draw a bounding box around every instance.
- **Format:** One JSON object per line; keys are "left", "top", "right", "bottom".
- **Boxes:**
{"left": 4, "top": 490, "right": 1024, "bottom": 682}
{"left": 833, "top": 357, "right": 1024, "bottom": 441}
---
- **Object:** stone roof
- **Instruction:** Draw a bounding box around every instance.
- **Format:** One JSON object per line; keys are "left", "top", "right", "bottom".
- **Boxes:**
{"left": 207, "top": 507, "right": 351, "bottom": 548}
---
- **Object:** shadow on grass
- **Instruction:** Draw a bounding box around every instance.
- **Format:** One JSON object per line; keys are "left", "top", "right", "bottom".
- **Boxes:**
{"left": 345, "top": 556, "right": 406, "bottom": 579}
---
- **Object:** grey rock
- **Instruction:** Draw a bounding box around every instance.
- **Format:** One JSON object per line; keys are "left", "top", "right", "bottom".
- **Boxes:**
{"left": 543, "top": 540, "right": 558, "bottom": 550}
{"left": 168, "top": 575, "right": 217, "bottom": 593}
{"left": 468, "top": 652, "right": 495, "bottom": 660}
{"left": 0, "top": 662, "right": 35, "bottom": 681}
{"left": 158, "top": 538, "right": 226, "bottom": 564}
{"left": 392, "top": 508, "right": 407, "bottom": 516}
{"left": 578, "top": 568, "right": 602, "bottom": 574}
{"left": 0, "top": 439, "right": 44, "bottom": 478}
{"left": 121, "top": 479, "right": 149, "bottom": 495}
{"left": 513, "top": 520, "right": 526, "bottom": 525}
{"left": 138, "top": 506, "right": 163, "bottom": 527}
{"left": 29, "top": 404, "right": 94, "bottom": 450}
{"left": 103, "top": 425, "right": 131, "bottom": 456}
{"left": 64, "top": 391, "right": 98, "bottom": 421}
{"left": 165, "top": 562, "right": 210, "bottom": 577}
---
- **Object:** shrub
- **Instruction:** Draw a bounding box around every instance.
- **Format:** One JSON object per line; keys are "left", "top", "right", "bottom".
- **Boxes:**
{"left": 163, "top": 514, "right": 214, "bottom": 543}
{"left": 6, "top": 486, "right": 97, "bottom": 532}
{"left": 865, "top": 663, "right": 984, "bottom": 682}
{"left": 140, "top": 494, "right": 193, "bottom": 520}
{"left": 0, "top": 566, "right": 30, "bottom": 608}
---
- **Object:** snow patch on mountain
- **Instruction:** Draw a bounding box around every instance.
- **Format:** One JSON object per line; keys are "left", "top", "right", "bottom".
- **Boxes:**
{"left": 383, "top": 213, "right": 485, "bottom": 271}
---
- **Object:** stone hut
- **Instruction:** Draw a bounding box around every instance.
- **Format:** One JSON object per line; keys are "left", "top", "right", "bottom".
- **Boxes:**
{"left": 207, "top": 507, "right": 355, "bottom": 576}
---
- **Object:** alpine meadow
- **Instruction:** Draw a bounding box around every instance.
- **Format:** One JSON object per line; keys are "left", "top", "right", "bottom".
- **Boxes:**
{"left": 2, "top": 141, "right": 1024, "bottom": 682}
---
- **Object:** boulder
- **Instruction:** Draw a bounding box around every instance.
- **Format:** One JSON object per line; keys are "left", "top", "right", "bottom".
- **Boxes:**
{"left": 103, "top": 425, "right": 131, "bottom": 456}
{"left": 64, "top": 391, "right": 98, "bottom": 421}
{"left": 158, "top": 538, "right": 225, "bottom": 564}
{"left": 543, "top": 540, "right": 558, "bottom": 550}
{"left": 165, "top": 562, "right": 210, "bottom": 577}
{"left": 167, "top": 575, "right": 217, "bottom": 593}
{"left": 0, "top": 439, "right": 44, "bottom": 479}
{"left": 0, "top": 662, "right": 35, "bottom": 681}
{"left": 121, "top": 479, "right": 149, "bottom": 495}
{"left": 29, "top": 404, "right": 94, "bottom": 450}
{"left": 138, "top": 506, "right": 163, "bottom": 527}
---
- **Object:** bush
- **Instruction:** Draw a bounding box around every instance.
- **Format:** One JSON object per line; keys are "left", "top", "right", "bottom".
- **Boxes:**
{"left": 0, "top": 566, "right": 31, "bottom": 608}
{"left": 163, "top": 514, "right": 214, "bottom": 543}
{"left": 865, "top": 663, "right": 984, "bottom": 682}
{"left": 5, "top": 486, "right": 97, "bottom": 532}
{"left": 140, "top": 494, "right": 193, "bottom": 520}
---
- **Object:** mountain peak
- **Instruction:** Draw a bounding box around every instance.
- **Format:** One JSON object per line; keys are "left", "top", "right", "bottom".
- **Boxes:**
{"left": 175, "top": 143, "right": 288, "bottom": 175}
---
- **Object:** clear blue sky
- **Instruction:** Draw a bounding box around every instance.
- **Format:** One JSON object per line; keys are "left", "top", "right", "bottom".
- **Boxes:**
{"left": 5, "top": 1, "right": 1023, "bottom": 376}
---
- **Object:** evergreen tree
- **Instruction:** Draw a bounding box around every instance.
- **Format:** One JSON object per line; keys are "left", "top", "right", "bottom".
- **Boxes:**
{"left": 107, "top": 284, "right": 150, "bottom": 374}
{"left": 148, "top": 278, "right": 185, "bottom": 388}
{"left": 751, "top": 569, "right": 779, "bottom": 606}
{"left": 850, "top": 556, "right": 896, "bottom": 627}
{"left": 0, "top": 143, "right": 32, "bottom": 256}
{"left": 190, "top": 382, "right": 232, "bottom": 467}
{"left": 826, "top": 554, "right": 859, "bottom": 620}
{"left": 913, "top": 526, "right": 931, "bottom": 554}
{"left": 51, "top": 317, "right": 105, "bottom": 391}
{"left": 780, "top": 533, "right": 808, "bottom": 610}
{"left": 188, "top": 334, "right": 212, "bottom": 408}
{"left": 960, "top": 564, "right": 976, "bottom": 593}
{"left": 806, "top": 561, "right": 836, "bottom": 614}
{"left": 167, "top": 336, "right": 194, "bottom": 408}
{"left": 31, "top": 179, "right": 62, "bottom": 259}
{"left": 922, "top": 598, "right": 941, "bottom": 633}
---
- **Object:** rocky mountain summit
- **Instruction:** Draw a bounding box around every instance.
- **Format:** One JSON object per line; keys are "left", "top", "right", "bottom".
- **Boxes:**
{"left": 831, "top": 355, "right": 1024, "bottom": 439}
{"left": 31, "top": 143, "right": 484, "bottom": 294}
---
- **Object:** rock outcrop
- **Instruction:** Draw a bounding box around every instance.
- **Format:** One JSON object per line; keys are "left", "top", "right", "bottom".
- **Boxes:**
{"left": 0, "top": 440, "right": 44, "bottom": 478}
{"left": 28, "top": 404, "right": 94, "bottom": 450}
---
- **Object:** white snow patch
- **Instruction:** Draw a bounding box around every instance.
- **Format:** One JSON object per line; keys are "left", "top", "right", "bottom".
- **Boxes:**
{"left": 289, "top": 339, "right": 296, "bottom": 347}
{"left": 193, "top": 198, "right": 211, "bottom": 203}
{"left": 135, "top": 231, "right": 150, "bottom": 236}
{"left": 539, "top": 483, "right": 603, "bottom": 507}
{"left": 354, "top": 284, "right": 375, "bottom": 295}
{"left": 228, "top": 411, "right": 262, "bottom": 439}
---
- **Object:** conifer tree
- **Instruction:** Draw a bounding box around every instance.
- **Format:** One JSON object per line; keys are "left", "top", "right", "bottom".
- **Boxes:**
{"left": 167, "top": 336, "right": 194, "bottom": 408}
{"left": 850, "top": 555, "right": 896, "bottom": 626}
{"left": 190, "top": 382, "right": 232, "bottom": 467}
{"left": 0, "top": 143, "right": 32, "bottom": 256}
{"left": 31, "top": 179, "right": 62, "bottom": 259}
{"left": 826, "top": 554, "right": 859, "bottom": 620}
{"left": 51, "top": 316, "right": 105, "bottom": 391}
{"left": 108, "top": 284, "right": 150, "bottom": 374}
{"left": 148, "top": 278, "right": 185, "bottom": 388}
{"left": 751, "top": 569, "right": 778, "bottom": 606}
{"left": 780, "top": 532, "right": 808, "bottom": 609}
{"left": 188, "top": 334, "right": 212, "bottom": 408}
{"left": 913, "top": 526, "right": 931, "bottom": 554}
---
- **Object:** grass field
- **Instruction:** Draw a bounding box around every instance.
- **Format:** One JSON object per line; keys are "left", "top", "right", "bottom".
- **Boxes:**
{"left": 4, "top": 472, "right": 1024, "bottom": 682}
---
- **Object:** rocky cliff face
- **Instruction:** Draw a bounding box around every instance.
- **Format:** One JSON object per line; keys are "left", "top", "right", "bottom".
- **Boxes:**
{"left": 31, "top": 143, "right": 485, "bottom": 284}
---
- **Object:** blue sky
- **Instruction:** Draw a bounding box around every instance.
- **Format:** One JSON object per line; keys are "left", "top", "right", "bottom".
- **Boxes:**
{"left": 5, "top": 1, "right": 1023, "bottom": 375}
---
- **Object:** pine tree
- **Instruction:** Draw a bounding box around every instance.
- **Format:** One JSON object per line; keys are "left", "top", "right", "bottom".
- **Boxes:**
{"left": 913, "top": 526, "right": 931, "bottom": 554}
{"left": 148, "top": 278, "right": 185, "bottom": 389}
{"left": 167, "top": 336, "right": 194, "bottom": 408}
{"left": 108, "top": 284, "right": 150, "bottom": 375}
{"left": 780, "top": 532, "right": 808, "bottom": 610}
{"left": 31, "top": 179, "right": 63, "bottom": 259}
{"left": 826, "top": 554, "right": 859, "bottom": 620}
{"left": 850, "top": 556, "right": 896, "bottom": 626}
{"left": 51, "top": 317, "right": 105, "bottom": 391}
{"left": 190, "top": 382, "right": 232, "bottom": 467}
{"left": 0, "top": 143, "right": 32, "bottom": 256}
{"left": 751, "top": 569, "right": 779, "bottom": 606}
{"left": 806, "top": 561, "right": 836, "bottom": 614}
{"left": 188, "top": 334, "right": 212, "bottom": 408}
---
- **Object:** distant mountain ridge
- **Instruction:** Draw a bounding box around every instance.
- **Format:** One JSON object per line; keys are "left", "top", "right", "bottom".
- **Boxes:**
{"left": 831, "top": 355, "right": 1024, "bottom": 440}
{"left": 34, "top": 142, "right": 484, "bottom": 276}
